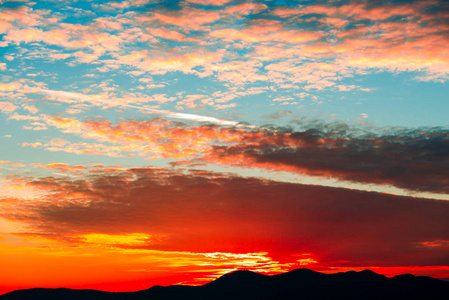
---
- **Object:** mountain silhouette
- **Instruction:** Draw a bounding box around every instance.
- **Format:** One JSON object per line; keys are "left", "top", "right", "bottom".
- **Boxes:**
{"left": 2, "top": 268, "right": 449, "bottom": 300}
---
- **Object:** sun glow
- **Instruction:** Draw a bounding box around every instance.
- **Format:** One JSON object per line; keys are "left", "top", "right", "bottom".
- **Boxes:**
{"left": 80, "top": 233, "right": 160, "bottom": 247}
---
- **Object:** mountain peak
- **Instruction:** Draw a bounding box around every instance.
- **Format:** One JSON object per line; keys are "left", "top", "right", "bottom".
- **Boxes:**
{"left": 219, "top": 269, "right": 262, "bottom": 279}
{"left": 360, "top": 269, "right": 386, "bottom": 277}
{"left": 392, "top": 273, "right": 416, "bottom": 281}
{"left": 207, "top": 269, "right": 268, "bottom": 286}
{"left": 335, "top": 269, "right": 387, "bottom": 282}
{"left": 226, "top": 269, "right": 266, "bottom": 276}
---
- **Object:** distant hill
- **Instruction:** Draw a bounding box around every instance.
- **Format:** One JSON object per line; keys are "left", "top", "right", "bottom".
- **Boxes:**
{"left": 2, "top": 268, "right": 449, "bottom": 300}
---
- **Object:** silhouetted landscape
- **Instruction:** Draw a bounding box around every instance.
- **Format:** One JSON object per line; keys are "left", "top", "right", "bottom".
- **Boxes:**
{"left": 2, "top": 268, "right": 449, "bottom": 300}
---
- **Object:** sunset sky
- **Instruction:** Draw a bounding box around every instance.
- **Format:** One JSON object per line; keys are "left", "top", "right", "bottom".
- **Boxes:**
{"left": 1, "top": 0, "right": 449, "bottom": 295}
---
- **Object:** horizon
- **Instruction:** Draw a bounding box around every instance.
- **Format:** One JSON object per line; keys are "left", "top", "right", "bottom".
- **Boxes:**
{"left": 2, "top": 267, "right": 449, "bottom": 296}
{"left": 1, "top": 0, "right": 449, "bottom": 296}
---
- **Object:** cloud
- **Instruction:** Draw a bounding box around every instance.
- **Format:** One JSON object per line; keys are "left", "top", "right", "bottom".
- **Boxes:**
{"left": 0, "top": 82, "right": 22, "bottom": 92}
{"left": 210, "top": 24, "right": 322, "bottom": 44}
{"left": 0, "top": 161, "right": 25, "bottom": 167}
{"left": 119, "top": 49, "right": 225, "bottom": 76}
{"left": 0, "top": 5, "right": 53, "bottom": 32}
{"left": 147, "top": 27, "right": 194, "bottom": 42}
{"left": 3, "top": 0, "right": 447, "bottom": 90}
{"left": 22, "top": 142, "right": 42, "bottom": 148}
{"left": 17, "top": 112, "right": 448, "bottom": 194}
{"left": 36, "top": 112, "right": 449, "bottom": 194}
{"left": 0, "top": 101, "right": 18, "bottom": 113}
{"left": 40, "top": 89, "right": 257, "bottom": 128}
{"left": 1, "top": 167, "right": 448, "bottom": 269}
{"left": 313, "top": 1, "right": 439, "bottom": 22}
{"left": 267, "top": 0, "right": 449, "bottom": 82}
{"left": 185, "top": 0, "right": 233, "bottom": 5}
{"left": 41, "top": 139, "right": 136, "bottom": 158}
{"left": 30, "top": 163, "right": 88, "bottom": 173}
{"left": 40, "top": 117, "right": 246, "bottom": 159}
{"left": 8, "top": 113, "right": 40, "bottom": 121}
{"left": 152, "top": 8, "right": 222, "bottom": 30}
{"left": 23, "top": 122, "right": 48, "bottom": 131}
{"left": 203, "top": 125, "right": 449, "bottom": 194}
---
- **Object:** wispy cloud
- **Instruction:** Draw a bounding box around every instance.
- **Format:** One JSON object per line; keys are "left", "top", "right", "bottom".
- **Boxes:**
{"left": 40, "top": 89, "right": 257, "bottom": 128}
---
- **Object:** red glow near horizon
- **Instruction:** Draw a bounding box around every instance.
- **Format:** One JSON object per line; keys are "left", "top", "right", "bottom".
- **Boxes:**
{"left": 1, "top": 228, "right": 449, "bottom": 295}
{"left": 1, "top": 260, "right": 449, "bottom": 296}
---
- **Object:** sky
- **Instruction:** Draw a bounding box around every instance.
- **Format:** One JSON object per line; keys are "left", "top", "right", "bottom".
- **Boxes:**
{"left": 1, "top": 0, "right": 449, "bottom": 295}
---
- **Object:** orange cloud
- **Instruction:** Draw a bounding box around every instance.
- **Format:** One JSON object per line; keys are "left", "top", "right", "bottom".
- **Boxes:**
{"left": 274, "top": 1, "right": 430, "bottom": 21}
{"left": 211, "top": 24, "right": 322, "bottom": 43}
{"left": 0, "top": 101, "right": 18, "bottom": 113}
{"left": 0, "top": 161, "right": 26, "bottom": 167}
{"left": 0, "top": 5, "right": 54, "bottom": 36}
{"left": 266, "top": 1, "right": 449, "bottom": 83}
{"left": 148, "top": 28, "right": 193, "bottom": 42}
{"left": 30, "top": 163, "right": 88, "bottom": 173}
{"left": 223, "top": 3, "right": 267, "bottom": 15}
{"left": 8, "top": 113, "right": 40, "bottom": 121}
{"left": 0, "top": 82, "right": 22, "bottom": 92}
{"left": 3, "top": 0, "right": 446, "bottom": 89}
{"left": 153, "top": 8, "right": 221, "bottom": 30}
{"left": 41, "top": 117, "right": 246, "bottom": 159}
{"left": 186, "top": 0, "right": 233, "bottom": 5}
{"left": 22, "top": 142, "right": 42, "bottom": 148}
{"left": 43, "top": 140, "right": 136, "bottom": 158}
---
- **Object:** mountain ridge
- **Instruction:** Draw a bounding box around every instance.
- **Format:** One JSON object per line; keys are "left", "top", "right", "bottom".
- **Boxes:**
{"left": 2, "top": 268, "right": 449, "bottom": 300}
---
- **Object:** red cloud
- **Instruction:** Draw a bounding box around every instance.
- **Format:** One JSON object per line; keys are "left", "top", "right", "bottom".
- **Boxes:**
{"left": 2, "top": 167, "right": 448, "bottom": 270}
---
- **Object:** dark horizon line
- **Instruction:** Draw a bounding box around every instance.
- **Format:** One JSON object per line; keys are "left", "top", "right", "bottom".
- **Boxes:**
{"left": 2, "top": 267, "right": 449, "bottom": 296}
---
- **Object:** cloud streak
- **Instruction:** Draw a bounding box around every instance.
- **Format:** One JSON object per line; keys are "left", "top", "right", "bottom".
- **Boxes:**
{"left": 40, "top": 89, "right": 257, "bottom": 128}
